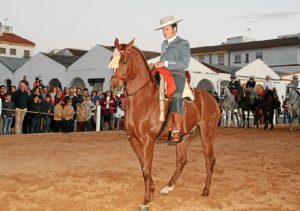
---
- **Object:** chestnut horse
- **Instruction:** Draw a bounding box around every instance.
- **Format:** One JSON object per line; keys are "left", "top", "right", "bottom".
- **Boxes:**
{"left": 110, "top": 39, "right": 220, "bottom": 210}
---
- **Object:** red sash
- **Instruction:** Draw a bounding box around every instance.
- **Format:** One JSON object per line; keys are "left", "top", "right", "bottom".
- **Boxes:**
{"left": 151, "top": 68, "right": 176, "bottom": 96}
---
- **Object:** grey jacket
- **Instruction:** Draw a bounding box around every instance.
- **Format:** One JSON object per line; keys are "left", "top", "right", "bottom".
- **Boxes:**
{"left": 160, "top": 36, "right": 190, "bottom": 74}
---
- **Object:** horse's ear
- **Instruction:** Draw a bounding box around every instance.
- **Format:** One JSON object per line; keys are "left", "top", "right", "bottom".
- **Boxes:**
{"left": 114, "top": 38, "right": 120, "bottom": 49}
{"left": 125, "top": 38, "right": 135, "bottom": 50}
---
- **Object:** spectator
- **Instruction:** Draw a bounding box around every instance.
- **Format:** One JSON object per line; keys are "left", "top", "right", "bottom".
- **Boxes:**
{"left": 0, "top": 97, "right": 2, "bottom": 134}
{"left": 33, "top": 77, "right": 40, "bottom": 88}
{"left": 30, "top": 95, "right": 41, "bottom": 133}
{"left": 263, "top": 75, "right": 273, "bottom": 90}
{"left": 101, "top": 90, "right": 116, "bottom": 130}
{"left": 2, "top": 93, "right": 15, "bottom": 134}
{"left": 63, "top": 99, "right": 75, "bottom": 133}
{"left": 53, "top": 98, "right": 64, "bottom": 132}
{"left": 23, "top": 75, "right": 29, "bottom": 87}
{"left": 0, "top": 85, "right": 6, "bottom": 100}
{"left": 40, "top": 95, "right": 53, "bottom": 133}
{"left": 49, "top": 86, "right": 56, "bottom": 104}
{"left": 12, "top": 80, "right": 30, "bottom": 134}
{"left": 76, "top": 96, "right": 86, "bottom": 132}
{"left": 83, "top": 95, "right": 96, "bottom": 131}
{"left": 10, "top": 85, "right": 17, "bottom": 94}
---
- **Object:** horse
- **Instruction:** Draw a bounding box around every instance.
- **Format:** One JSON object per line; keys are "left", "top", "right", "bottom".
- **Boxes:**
{"left": 110, "top": 39, "right": 220, "bottom": 210}
{"left": 239, "top": 87, "right": 260, "bottom": 128}
{"left": 285, "top": 85, "right": 300, "bottom": 131}
{"left": 260, "top": 89, "right": 280, "bottom": 130}
{"left": 220, "top": 86, "right": 239, "bottom": 127}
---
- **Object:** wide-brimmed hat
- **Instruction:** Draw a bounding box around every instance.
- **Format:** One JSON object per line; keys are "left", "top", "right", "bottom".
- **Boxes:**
{"left": 292, "top": 75, "right": 298, "bottom": 79}
{"left": 230, "top": 74, "right": 236, "bottom": 78}
{"left": 266, "top": 75, "right": 271, "bottom": 79}
{"left": 250, "top": 75, "right": 255, "bottom": 79}
{"left": 155, "top": 16, "right": 183, "bottom": 30}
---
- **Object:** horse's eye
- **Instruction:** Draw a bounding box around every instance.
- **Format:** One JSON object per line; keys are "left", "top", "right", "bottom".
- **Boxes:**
{"left": 122, "top": 60, "right": 128, "bottom": 64}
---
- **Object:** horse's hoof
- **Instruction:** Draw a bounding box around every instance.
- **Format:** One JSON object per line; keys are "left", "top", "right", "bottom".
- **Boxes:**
{"left": 201, "top": 189, "right": 209, "bottom": 197}
{"left": 160, "top": 186, "right": 174, "bottom": 195}
{"left": 138, "top": 205, "right": 149, "bottom": 211}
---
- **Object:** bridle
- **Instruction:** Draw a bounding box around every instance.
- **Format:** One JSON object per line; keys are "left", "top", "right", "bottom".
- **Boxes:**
{"left": 111, "top": 48, "right": 152, "bottom": 97}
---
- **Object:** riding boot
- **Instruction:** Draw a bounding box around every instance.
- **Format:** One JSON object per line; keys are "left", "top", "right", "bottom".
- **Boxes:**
{"left": 170, "top": 112, "right": 184, "bottom": 143}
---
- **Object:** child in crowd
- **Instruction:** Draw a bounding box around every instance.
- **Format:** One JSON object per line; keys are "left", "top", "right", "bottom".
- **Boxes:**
{"left": 40, "top": 95, "right": 54, "bottom": 133}
{"left": 63, "top": 99, "right": 75, "bottom": 132}
{"left": 76, "top": 96, "right": 86, "bottom": 132}
{"left": 2, "top": 93, "right": 15, "bottom": 134}
{"left": 53, "top": 98, "right": 64, "bottom": 132}
{"left": 30, "top": 95, "right": 41, "bottom": 133}
{"left": 83, "top": 95, "right": 96, "bottom": 131}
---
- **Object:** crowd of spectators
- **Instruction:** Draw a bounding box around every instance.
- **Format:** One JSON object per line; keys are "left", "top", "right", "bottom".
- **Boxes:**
{"left": 0, "top": 78, "right": 125, "bottom": 135}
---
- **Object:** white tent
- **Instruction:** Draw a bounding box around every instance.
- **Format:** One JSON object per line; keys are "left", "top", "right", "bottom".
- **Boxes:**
{"left": 236, "top": 59, "right": 280, "bottom": 80}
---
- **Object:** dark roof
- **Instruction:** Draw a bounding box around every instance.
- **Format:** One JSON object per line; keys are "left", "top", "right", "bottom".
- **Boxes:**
{"left": 0, "top": 32, "right": 35, "bottom": 46}
{"left": 42, "top": 53, "right": 80, "bottom": 68}
{"left": 64, "top": 48, "right": 88, "bottom": 57}
{"left": 0, "top": 56, "right": 29, "bottom": 72}
{"left": 101, "top": 45, "right": 160, "bottom": 60}
{"left": 202, "top": 63, "right": 242, "bottom": 74}
{"left": 191, "top": 36, "right": 300, "bottom": 54}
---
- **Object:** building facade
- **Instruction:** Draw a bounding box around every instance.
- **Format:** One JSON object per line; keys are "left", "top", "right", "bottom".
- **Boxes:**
{"left": 191, "top": 35, "right": 300, "bottom": 73}
{"left": 0, "top": 23, "right": 35, "bottom": 58}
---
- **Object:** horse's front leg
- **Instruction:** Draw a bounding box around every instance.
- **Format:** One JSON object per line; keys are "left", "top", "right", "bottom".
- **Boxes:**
{"left": 130, "top": 137, "right": 155, "bottom": 210}
{"left": 160, "top": 135, "right": 192, "bottom": 195}
{"left": 270, "top": 110, "right": 274, "bottom": 130}
{"left": 264, "top": 111, "right": 268, "bottom": 130}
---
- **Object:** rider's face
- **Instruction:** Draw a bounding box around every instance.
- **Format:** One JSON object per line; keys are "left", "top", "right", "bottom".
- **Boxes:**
{"left": 162, "top": 25, "right": 176, "bottom": 40}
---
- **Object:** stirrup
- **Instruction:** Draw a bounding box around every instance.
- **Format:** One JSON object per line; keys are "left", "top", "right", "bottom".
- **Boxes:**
{"left": 170, "top": 129, "right": 183, "bottom": 143}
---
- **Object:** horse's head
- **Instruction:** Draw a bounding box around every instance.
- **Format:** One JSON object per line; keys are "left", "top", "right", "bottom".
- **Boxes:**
{"left": 109, "top": 38, "right": 136, "bottom": 93}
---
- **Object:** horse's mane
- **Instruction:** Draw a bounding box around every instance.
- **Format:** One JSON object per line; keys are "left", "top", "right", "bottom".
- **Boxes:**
{"left": 131, "top": 46, "right": 152, "bottom": 75}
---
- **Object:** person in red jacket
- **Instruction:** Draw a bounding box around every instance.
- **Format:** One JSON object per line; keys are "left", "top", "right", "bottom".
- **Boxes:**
{"left": 100, "top": 90, "right": 116, "bottom": 130}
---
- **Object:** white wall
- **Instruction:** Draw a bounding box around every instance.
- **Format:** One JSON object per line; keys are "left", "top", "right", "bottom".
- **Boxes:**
{"left": 0, "top": 43, "right": 34, "bottom": 58}
{"left": 67, "top": 45, "right": 113, "bottom": 91}
{"left": 0, "top": 63, "right": 13, "bottom": 85}
{"left": 14, "top": 53, "right": 66, "bottom": 88}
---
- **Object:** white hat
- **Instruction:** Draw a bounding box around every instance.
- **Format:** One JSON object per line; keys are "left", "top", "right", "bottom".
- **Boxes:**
{"left": 155, "top": 16, "right": 183, "bottom": 30}
{"left": 292, "top": 75, "right": 298, "bottom": 79}
{"left": 250, "top": 75, "right": 255, "bottom": 79}
{"left": 266, "top": 75, "right": 271, "bottom": 78}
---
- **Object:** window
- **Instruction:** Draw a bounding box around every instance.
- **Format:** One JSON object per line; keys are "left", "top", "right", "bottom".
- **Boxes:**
{"left": 10, "top": 48, "right": 16, "bottom": 55}
{"left": 198, "top": 55, "right": 204, "bottom": 63}
{"left": 209, "top": 54, "right": 212, "bottom": 64}
{"left": 24, "top": 50, "right": 30, "bottom": 58}
{"left": 245, "top": 53, "right": 249, "bottom": 63}
{"left": 256, "top": 52, "right": 263, "bottom": 60}
{"left": 234, "top": 54, "right": 241, "bottom": 64}
{"left": 218, "top": 54, "right": 224, "bottom": 65}
{"left": 0, "top": 47, "right": 6, "bottom": 54}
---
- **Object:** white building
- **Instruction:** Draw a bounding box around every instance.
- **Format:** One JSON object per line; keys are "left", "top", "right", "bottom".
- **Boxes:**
{"left": 67, "top": 44, "right": 113, "bottom": 91}
{"left": 0, "top": 23, "right": 35, "bottom": 58}
{"left": 191, "top": 34, "right": 300, "bottom": 73}
{"left": 0, "top": 56, "right": 28, "bottom": 88}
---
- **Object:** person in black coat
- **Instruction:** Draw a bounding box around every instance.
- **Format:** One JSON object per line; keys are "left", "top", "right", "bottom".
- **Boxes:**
{"left": 246, "top": 75, "right": 256, "bottom": 89}
{"left": 30, "top": 95, "right": 41, "bottom": 133}
{"left": 228, "top": 74, "right": 242, "bottom": 101}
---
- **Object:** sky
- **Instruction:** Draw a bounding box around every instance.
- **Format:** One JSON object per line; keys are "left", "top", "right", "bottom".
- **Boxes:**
{"left": 1, "top": 0, "right": 300, "bottom": 54}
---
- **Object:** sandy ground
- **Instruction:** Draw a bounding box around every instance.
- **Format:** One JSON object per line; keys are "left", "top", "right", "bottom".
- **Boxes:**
{"left": 0, "top": 126, "right": 299, "bottom": 211}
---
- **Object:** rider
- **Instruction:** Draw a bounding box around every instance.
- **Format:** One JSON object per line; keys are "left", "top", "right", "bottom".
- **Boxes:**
{"left": 290, "top": 75, "right": 300, "bottom": 95}
{"left": 150, "top": 16, "right": 190, "bottom": 143}
{"left": 246, "top": 75, "right": 256, "bottom": 89}
{"left": 228, "top": 74, "right": 242, "bottom": 102}
{"left": 263, "top": 75, "right": 273, "bottom": 90}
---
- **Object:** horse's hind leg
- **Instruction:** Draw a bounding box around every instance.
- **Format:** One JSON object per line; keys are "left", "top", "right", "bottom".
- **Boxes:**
{"left": 160, "top": 135, "right": 193, "bottom": 195}
{"left": 199, "top": 122, "right": 217, "bottom": 196}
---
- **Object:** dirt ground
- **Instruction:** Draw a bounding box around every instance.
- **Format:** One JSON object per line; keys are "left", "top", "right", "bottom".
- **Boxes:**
{"left": 0, "top": 126, "right": 299, "bottom": 211}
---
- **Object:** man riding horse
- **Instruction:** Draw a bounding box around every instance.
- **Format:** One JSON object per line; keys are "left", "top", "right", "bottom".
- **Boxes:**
{"left": 149, "top": 16, "right": 190, "bottom": 143}
{"left": 228, "top": 74, "right": 242, "bottom": 103}
{"left": 290, "top": 75, "right": 300, "bottom": 95}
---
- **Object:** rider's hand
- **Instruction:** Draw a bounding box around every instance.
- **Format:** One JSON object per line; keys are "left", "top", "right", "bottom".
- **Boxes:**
{"left": 155, "top": 61, "right": 165, "bottom": 68}
{"left": 149, "top": 63, "right": 155, "bottom": 70}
